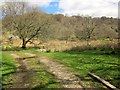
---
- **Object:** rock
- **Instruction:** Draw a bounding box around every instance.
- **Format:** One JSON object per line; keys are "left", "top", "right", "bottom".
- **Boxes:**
{"left": 38, "top": 49, "right": 47, "bottom": 52}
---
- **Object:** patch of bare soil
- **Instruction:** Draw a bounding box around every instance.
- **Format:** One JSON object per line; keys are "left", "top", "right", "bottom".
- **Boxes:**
{"left": 24, "top": 53, "right": 36, "bottom": 57}
{"left": 11, "top": 54, "right": 22, "bottom": 60}
{"left": 38, "top": 56, "right": 83, "bottom": 88}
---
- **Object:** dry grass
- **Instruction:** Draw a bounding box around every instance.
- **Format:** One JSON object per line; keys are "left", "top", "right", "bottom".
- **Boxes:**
{"left": 2, "top": 30, "right": 118, "bottom": 51}
{"left": 2, "top": 38, "right": 118, "bottom": 51}
{"left": 40, "top": 39, "right": 118, "bottom": 52}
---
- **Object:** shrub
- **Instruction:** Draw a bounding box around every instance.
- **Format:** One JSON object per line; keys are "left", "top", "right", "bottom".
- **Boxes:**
{"left": 2, "top": 45, "right": 12, "bottom": 51}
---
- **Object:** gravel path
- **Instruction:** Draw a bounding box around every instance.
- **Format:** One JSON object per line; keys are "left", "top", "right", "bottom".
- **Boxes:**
{"left": 39, "top": 56, "right": 83, "bottom": 88}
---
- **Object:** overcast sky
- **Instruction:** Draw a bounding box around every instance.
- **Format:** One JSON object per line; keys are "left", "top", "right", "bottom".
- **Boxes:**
{"left": 1, "top": 0, "right": 119, "bottom": 17}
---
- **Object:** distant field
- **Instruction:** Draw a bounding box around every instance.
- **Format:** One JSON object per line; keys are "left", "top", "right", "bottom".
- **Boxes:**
{"left": 2, "top": 37, "right": 118, "bottom": 52}
{"left": 41, "top": 49, "right": 119, "bottom": 88}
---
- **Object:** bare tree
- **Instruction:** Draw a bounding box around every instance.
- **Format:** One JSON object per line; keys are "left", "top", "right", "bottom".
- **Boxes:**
{"left": 111, "top": 22, "right": 120, "bottom": 51}
{"left": 82, "top": 17, "right": 96, "bottom": 48}
{"left": 2, "top": 2, "right": 51, "bottom": 48}
{"left": 2, "top": 2, "right": 40, "bottom": 17}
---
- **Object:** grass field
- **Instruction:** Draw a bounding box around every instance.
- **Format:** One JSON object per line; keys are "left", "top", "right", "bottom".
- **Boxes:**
{"left": 1, "top": 47, "right": 119, "bottom": 88}
{"left": 40, "top": 49, "right": 119, "bottom": 88}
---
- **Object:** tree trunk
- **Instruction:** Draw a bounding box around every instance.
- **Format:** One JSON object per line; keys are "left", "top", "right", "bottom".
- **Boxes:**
{"left": 21, "top": 39, "right": 27, "bottom": 49}
{"left": 86, "top": 39, "right": 90, "bottom": 49}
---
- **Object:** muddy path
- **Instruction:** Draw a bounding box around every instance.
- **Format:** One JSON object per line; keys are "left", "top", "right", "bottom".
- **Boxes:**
{"left": 11, "top": 54, "right": 30, "bottom": 88}
{"left": 10, "top": 54, "right": 36, "bottom": 88}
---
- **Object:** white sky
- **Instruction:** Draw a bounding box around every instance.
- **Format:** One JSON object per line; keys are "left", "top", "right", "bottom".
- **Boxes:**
{"left": 1, "top": 0, "right": 119, "bottom": 17}
{"left": 58, "top": 0, "right": 119, "bottom": 17}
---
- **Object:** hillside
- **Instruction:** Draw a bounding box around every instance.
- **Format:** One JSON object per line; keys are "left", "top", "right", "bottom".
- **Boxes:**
{"left": 2, "top": 13, "right": 118, "bottom": 50}
{"left": 45, "top": 14, "right": 118, "bottom": 40}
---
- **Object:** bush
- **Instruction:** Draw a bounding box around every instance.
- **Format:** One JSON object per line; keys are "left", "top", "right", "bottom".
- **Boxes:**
{"left": 2, "top": 45, "right": 12, "bottom": 51}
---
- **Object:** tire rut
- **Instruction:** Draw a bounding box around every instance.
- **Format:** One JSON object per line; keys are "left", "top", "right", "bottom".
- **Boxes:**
{"left": 11, "top": 54, "right": 29, "bottom": 88}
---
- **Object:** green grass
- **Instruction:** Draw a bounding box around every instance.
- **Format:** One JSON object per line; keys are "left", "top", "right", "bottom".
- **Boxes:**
{"left": 40, "top": 49, "right": 119, "bottom": 88}
{"left": 0, "top": 49, "right": 2, "bottom": 89}
{"left": 26, "top": 58, "right": 62, "bottom": 89}
{"left": 2, "top": 53, "right": 19, "bottom": 75}
{"left": 2, "top": 52, "right": 19, "bottom": 88}
{"left": 1, "top": 47, "right": 119, "bottom": 88}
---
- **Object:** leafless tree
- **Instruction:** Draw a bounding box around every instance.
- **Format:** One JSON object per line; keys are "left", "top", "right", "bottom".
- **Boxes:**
{"left": 2, "top": 2, "right": 51, "bottom": 48}
{"left": 82, "top": 17, "right": 96, "bottom": 48}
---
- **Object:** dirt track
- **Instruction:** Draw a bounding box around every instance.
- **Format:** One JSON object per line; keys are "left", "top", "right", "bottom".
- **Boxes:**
{"left": 11, "top": 54, "right": 29, "bottom": 88}
{"left": 24, "top": 53, "right": 84, "bottom": 88}
{"left": 39, "top": 56, "right": 83, "bottom": 88}
{"left": 11, "top": 53, "right": 84, "bottom": 88}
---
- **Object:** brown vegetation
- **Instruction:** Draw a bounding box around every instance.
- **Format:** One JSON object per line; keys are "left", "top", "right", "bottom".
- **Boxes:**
{"left": 1, "top": 2, "right": 118, "bottom": 50}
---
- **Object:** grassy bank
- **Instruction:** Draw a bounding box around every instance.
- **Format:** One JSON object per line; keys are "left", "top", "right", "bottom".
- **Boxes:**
{"left": 2, "top": 52, "right": 19, "bottom": 88}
